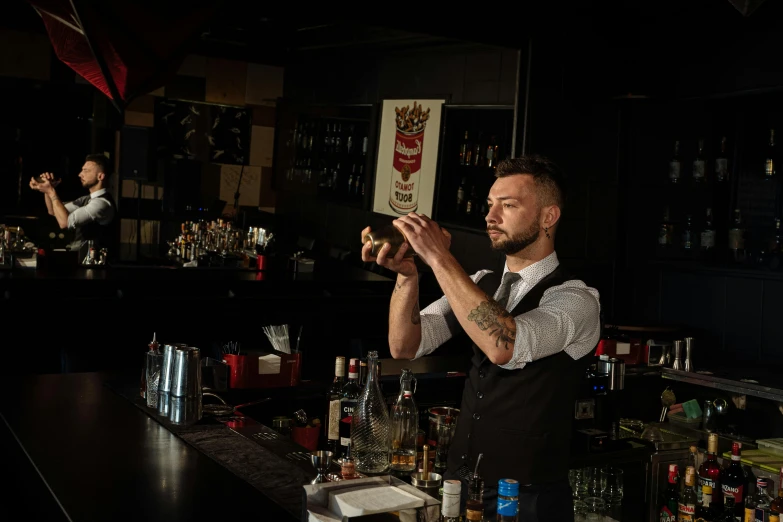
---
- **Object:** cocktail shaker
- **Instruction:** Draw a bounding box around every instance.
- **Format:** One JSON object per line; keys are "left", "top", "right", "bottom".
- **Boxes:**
{"left": 684, "top": 337, "right": 695, "bottom": 372}
{"left": 672, "top": 340, "right": 684, "bottom": 370}
{"left": 171, "top": 347, "right": 201, "bottom": 398}
{"left": 364, "top": 225, "right": 413, "bottom": 258}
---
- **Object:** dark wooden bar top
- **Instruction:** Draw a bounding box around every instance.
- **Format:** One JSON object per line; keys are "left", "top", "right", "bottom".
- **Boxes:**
{"left": 0, "top": 372, "right": 299, "bottom": 522}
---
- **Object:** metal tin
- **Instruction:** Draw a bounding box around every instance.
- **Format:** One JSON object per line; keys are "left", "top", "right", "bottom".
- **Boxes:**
{"left": 364, "top": 225, "right": 413, "bottom": 258}
{"left": 157, "top": 391, "right": 171, "bottom": 418}
{"left": 169, "top": 395, "right": 202, "bottom": 425}
{"left": 607, "top": 358, "right": 625, "bottom": 391}
{"left": 160, "top": 343, "right": 186, "bottom": 393}
{"left": 171, "top": 347, "right": 201, "bottom": 398}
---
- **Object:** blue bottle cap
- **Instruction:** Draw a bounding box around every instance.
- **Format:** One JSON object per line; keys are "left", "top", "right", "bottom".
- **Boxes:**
{"left": 498, "top": 478, "right": 519, "bottom": 496}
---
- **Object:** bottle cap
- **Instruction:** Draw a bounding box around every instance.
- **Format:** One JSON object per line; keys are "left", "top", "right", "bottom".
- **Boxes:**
{"left": 757, "top": 478, "right": 769, "bottom": 488}
{"left": 498, "top": 478, "right": 519, "bottom": 496}
{"left": 443, "top": 480, "right": 461, "bottom": 495}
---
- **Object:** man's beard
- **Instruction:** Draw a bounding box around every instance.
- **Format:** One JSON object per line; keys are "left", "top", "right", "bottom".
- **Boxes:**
{"left": 488, "top": 220, "right": 540, "bottom": 255}
{"left": 82, "top": 178, "right": 98, "bottom": 189}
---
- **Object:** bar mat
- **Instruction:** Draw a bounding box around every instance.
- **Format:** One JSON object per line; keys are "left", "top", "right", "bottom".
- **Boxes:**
{"left": 104, "top": 380, "right": 308, "bottom": 519}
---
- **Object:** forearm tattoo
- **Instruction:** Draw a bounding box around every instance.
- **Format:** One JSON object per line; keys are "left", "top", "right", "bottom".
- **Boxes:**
{"left": 411, "top": 301, "right": 421, "bottom": 325}
{"left": 467, "top": 298, "right": 516, "bottom": 350}
{"left": 393, "top": 282, "right": 402, "bottom": 294}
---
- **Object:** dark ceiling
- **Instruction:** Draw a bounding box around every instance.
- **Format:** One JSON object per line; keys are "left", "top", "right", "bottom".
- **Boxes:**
{"left": 5, "top": 0, "right": 783, "bottom": 77}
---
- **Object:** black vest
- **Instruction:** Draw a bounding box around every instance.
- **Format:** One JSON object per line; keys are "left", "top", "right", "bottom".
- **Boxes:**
{"left": 73, "top": 191, "right": 118, "bottom": 257}
{"left": 446, "top": 266, "right": 593, "bottom": 486}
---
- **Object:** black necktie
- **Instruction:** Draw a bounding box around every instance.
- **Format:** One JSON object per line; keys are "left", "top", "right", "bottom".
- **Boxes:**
{"left": 496, "top": 272, "right": 521, "bottom": 309}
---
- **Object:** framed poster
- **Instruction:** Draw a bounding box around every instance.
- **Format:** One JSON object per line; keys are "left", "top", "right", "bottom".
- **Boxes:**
{"left": 372, "top": 99, "right": 444, "bottom": 217}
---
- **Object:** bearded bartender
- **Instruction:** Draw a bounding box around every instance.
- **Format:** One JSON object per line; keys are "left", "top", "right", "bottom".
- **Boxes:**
{"left": 361, "top": 155, "right": 600, "bottom": 521}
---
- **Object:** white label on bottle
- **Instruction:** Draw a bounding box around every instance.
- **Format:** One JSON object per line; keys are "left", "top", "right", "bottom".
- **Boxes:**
{"left": 616, "top": 342, "right": 631, "bottom": 355}
{"left": 693, "top": 159, "right": 705, "bottom": 179}
{"left": 442, "top": 492, "right": 460, "bottom": 517}
{"left": 700, "top": 230, "right": 715, "bottom": 248}
{"left": 340, "top": 436, "right": 351, "bottom": 447}
{"left": 669, "top": 161, "right": 681, "bottom": 180}
{"left": 715, "top": 158, "right": 728, "bottom": 180}
{"left": 328, "top": 400, "right": 341, "bottom": 440}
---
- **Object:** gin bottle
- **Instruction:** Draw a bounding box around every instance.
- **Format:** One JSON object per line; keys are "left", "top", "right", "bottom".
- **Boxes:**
{"left": 351, "top": 351, "right": 390, "bottom": 473}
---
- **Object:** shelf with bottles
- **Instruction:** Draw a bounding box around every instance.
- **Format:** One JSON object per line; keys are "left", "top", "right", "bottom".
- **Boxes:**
{"left": 434, "top": 105, "right": 514, "bottom": 231}
{"left": 275, "top": 104, "right": 375, "bottom": 210}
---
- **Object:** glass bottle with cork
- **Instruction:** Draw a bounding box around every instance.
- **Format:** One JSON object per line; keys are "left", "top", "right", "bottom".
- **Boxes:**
{"left": 699, "top": 433, "right": 722, "bottom": 509}
{"left": 351, "top": 350, "right": 390, "bottom": 474}
{"left": 678, "top": 466, "right": 698, "bottom": 521}
{"left": 720, "top": 441, "right": 747, "bottom": 518}
{"left": 338, "top": 358, "right": 361, "bottom": 459}
{"left": 441, "top": 479, "right": 461, "bottom": 522}
{"left": 746, "top": 477, "right": 773, "bottom": 522}
{"left": 660, "top": 463, "right": 680, "bottom": 522}
{"left": 325, "top": 356, "right": 345, "bottom": 455}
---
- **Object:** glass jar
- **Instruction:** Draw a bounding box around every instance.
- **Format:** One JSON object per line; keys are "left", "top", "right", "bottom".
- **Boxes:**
{"left": 389, "top": 368, "right": 418, "bottom": 471}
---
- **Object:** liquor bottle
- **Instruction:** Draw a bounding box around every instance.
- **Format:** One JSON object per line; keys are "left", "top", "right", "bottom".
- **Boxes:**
{"left": 693, "top": 139, "right": 706, "bottom": 183}
{"left": 715, "top": 136, "right": 729, "bottom": 182}
{"left": 670, "top": 140, "right": 682, "bottom": 183}
{"left": 465, "top": 185, "right": 478, "bottom": 216}
{"left": 459, "top": 131, "right": 470, "bottom": 165}
{"left": 325, "top": 356, "right": 346, "bottom": 454}
{"left": 659, "top": 207, "right": 674, "bottom": 247}
{"left": 728, "top": 210, "right": 746, "bottom": 264}
{"left": 497, "top": 479, "right": 520, "bottom": 522}
{"left": 338, "top": 358, "right": 361, "bottom": 459}
{"left": 699, "top": 433, "right": 723, "bottom": 509}
{"left": 769, "top": 467, "right": 783, "bottom": 522}
{"left": 696, "top": 484, "right": 717, "bottom": 522}
{"left": 457, "top": 177, "right": 467, "bottom": 214}
{"left": 766, "top": 129, "right": 776, "bottom": 180}
{"left": 717, "top": 498, "right": 737, "bottom": 522}
{"left": 661, "top": 464, "right": 681, "bottom": 522}
{"left": 389, "top": 368, "right": 418, "bottom": 472}
{"left": 324, "top": 123, "right": 331, "bottom": 153}
{"left": 351, "top": 351, "right": 391, "bottom": 473}
{"left": 683, "top": 214, "right": 694, "bottom": 251}
{"left": 441, "top": 480, "right": 462, "bottom": 522}
{"left": 701, "top": 208, "right": 716, "bottom": 262}
{"left": 746, "top": 478, "right": 773, "bottom": 522}
{"left": 486, "top": 135, "right": 498, "bottom": 168}
{"left": 465, "top": 499, "right": 484, "bottom": 521}
{"left": 721, "top": 442, "right": 747, "bottom": 518}
{"left": 359, "top": 359, "right": 368, "bottom": 388}
{"left": 679, "top": 466, "right": 698, "bottom": 521}
{"left": 362, "top": 135, "right": 368, "bottom": 156}
{"left": 346, "top": 125, "right": 355, "bottom": 155}
{"left": 472, "top": 134, "right": 482, "bottom": 167}
{"left": 334, "top": 123, "right": 342, "bottom": 153}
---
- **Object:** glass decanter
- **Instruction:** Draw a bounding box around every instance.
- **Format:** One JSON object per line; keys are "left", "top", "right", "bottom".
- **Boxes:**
{"left": 351, "top": 351, "right": 390, "bottom": 473}
{"left": 389, "top": 368, "right": 418, "bottom": 472}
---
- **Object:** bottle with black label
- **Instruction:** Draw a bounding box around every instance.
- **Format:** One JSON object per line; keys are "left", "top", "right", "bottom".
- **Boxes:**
{"left": 720, "top": 442, "right": 747, "bottom": 518}
{"left": 339, "top": 358, "right": 361, "bottom": 458}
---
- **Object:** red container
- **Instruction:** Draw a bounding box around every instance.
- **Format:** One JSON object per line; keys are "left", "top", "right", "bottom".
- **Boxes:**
{"left": 292, "top": 426, "right": 319, "bottom": 451}
{"left": 223, "top": 352, "right": 301, "bottom": 389}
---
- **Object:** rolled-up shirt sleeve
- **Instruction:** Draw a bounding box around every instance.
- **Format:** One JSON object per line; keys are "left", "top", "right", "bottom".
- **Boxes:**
{"left": 66, "top": 197, "right": 114, "bottom": 230}
{"left": 413, "top": 270, "right": 492, "bottom": 360}
{"left": 499, "top": 281, "right": 601, "bottom": 370}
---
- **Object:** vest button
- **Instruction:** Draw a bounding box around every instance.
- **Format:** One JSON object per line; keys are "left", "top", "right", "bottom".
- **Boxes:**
{"left": 472, "top": 413, "right": 481, "bottom": 420}
{"left": 476, "top": 391, "right": 484, "bottom": 399}
{"left": 478, "top": 370, "right": 485, "bottom": 378}
{"left": 461, "top": 453, "right": 467, "bottom": 460}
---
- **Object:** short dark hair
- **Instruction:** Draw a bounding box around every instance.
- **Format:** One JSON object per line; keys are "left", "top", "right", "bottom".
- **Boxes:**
{"left": 85, "top": 154, "right": 110, "bottom": 175}
{"left": 494, "top": 154, "right": 566, "bottom": 210}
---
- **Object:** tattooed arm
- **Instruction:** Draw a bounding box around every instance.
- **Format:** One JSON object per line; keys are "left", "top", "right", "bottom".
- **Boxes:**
{"left": 388, "top": 273, "right": 422, "bottom": 359}
{"left": 428, "top": 252, "right": 517, "bottom": 365}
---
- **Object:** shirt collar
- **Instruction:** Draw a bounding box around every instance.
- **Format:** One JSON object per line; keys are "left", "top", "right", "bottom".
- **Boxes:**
{"left": 502, "top": 251, "right": 560, "bottom": 283}
{"left": 90, "top": 188, "right": 107, "bottom": 199}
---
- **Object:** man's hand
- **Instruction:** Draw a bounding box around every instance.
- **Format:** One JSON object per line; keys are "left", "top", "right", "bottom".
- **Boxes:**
{"left": 360, "top": 225, "right": 418, "bottom": 277}
{"left": 392, "top": 213, "right": 452, "bottom": 268}
{"left": 30, "top": 173, "right": 60, "bottom": 194}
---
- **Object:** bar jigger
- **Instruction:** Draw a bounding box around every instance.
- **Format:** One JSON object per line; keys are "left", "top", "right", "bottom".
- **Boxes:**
{"left": 310, "top": 450, "right": 333, "bottom": 484}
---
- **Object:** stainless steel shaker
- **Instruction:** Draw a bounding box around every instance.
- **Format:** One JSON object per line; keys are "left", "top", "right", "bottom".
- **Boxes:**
{"left": 159, "top": 343, "right": 187, "bottom": 394}
{"left": 607, "top": 358, "right": 625, "bottom": 391}
{"left": 171, "top": 347, "right": 201, "bottom": 398}
{"left": 169, "top": 395, "right": 203, "bottom": 425}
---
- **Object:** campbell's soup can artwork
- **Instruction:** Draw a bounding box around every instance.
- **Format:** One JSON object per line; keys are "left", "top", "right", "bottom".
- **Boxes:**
{"left": 388, "top": 102, "right": 431, "bottom": 214}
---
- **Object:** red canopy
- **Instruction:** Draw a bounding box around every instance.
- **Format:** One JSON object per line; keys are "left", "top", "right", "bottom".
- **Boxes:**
{"left": 27, "top": 0, "right": 217, "bottom": 110}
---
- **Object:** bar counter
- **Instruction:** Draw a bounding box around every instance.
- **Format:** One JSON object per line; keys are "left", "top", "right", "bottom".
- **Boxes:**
{"left": 1, "top": 371, "right": 654, "bottom": 522}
